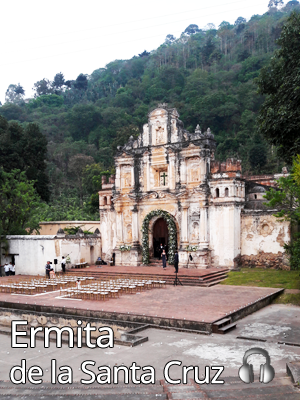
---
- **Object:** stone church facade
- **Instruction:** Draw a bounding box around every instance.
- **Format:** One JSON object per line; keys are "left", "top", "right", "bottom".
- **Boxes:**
{"left": 99, "top": 105, "right": 290, "bottom": 269}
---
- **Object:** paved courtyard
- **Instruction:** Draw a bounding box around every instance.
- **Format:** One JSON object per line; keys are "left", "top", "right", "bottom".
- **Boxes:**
{"left": 0, "top": 305, "right": 300, "bottom": 388}
{"left": 0, "top": 284, "right": 282, "bottom": 324}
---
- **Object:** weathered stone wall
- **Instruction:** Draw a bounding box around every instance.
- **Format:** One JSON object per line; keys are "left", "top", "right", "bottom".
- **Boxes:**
{"left": 236, "top": 251, "right": 289, "bottom": 270}
{"left": 240, "top": 212, "right": 290, "bottom": 269}
{"left": 0, "top": 308, "right": 128, "bottom": 339}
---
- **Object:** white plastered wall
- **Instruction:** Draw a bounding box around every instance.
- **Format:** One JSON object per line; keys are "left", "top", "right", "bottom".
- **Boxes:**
{"left": 2, "top": 235, "right": 102, "bottom": 276}
{"left": 99, "top": 210, "right": 116, "bottom": 260}
{"left": 209, "top": 205, "right": 241, "bottom": 267}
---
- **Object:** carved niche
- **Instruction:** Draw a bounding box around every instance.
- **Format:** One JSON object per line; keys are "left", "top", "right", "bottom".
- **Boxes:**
{"left": 155, "top": 120, "right": 165, "bottom": 145}
{"left": 121, "top": 165, "right": 132, "bottom": 189}
{"left": 189, "top": 207, "right": 200, "bottom": 243}
{"left": 187, "top": 157, "right": 201, "bottom": 183}
{"left": 126, "top": 224, "right": 132, "bottom": 242}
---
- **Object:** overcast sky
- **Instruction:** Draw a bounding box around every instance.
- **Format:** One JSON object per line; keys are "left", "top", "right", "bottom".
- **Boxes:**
{"left": 0, "top": 0, "right": 272, "bottom": 104}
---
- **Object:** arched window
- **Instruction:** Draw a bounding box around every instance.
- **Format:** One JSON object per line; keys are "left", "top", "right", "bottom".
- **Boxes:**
{"left": 103, "top": 196, "right": 107, "bottom": 206}
{"left": 254, "top": 194, "right": 257, "bottom": 200}
{"left": 216, "top": 188, "right": 220, "bottom": 198}
{"left": 225, "top": 188, "right": 229, "bottom": 197}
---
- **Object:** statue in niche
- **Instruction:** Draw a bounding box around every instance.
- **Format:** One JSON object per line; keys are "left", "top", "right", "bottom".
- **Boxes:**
{"left": 124, "top": 173, "right": 131, "bottom": 187}
{"left": 190, "top": 167, "right": 199, "bottom": 182}
{"left": 156, "top": 122, "right": 164, "bottom": 144}
{"left": 191, "top": 222, "right": 199, "bottom": 241}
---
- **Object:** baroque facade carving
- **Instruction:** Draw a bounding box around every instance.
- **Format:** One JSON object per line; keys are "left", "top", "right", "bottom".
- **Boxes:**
{"left": 99, "top": 105, "right": 290, "bottom": 269}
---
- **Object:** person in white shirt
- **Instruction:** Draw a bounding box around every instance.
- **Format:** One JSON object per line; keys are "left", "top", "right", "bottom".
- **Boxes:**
{"left": 4, "top": 263, "right": 10, "bottom": 276}
{"left": 61, "top": 256, "right": 66, "bottom": 274}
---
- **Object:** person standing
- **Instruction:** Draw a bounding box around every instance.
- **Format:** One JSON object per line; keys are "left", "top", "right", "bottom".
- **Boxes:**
{"left": 162, "top": 249, "right": 167, "bottom": 269}
{"left": 10, "top": 263, "right": 15, "bottom": 276}
{"left": 159, "top": 243, "right": 164, "bottom": 260}
{"left": 4, "top": 263, "right": 10, "bottom": 276}
{"left": 45, "top": 261, "right": 51, "bottom": 279}
{"left": 61, "top": 256, "right": 66, "bottom": 274}
{"left": 8, "top": 262, "right": 13, "bottom": 275}
{"left": 174, "top": 250, "right": 179, "bottom": 273}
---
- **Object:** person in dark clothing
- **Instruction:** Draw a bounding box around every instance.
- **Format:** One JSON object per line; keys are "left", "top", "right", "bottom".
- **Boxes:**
{"left": 162, "top": 249, "right": 167, "bottom": 269}
{"left": 45, "top": 261, "right": 52, "bottom": 279}
{"left": 61, "top": 256, "right": 66, "bottom": 274}
{"left": 159, "top": 243, "right": 165, "bottom": 260}
{"left": 174, "top": 250, "right": 179, "bottom": 273}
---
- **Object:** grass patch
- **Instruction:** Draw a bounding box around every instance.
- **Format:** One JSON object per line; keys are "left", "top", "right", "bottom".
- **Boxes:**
{"left": 220, "top": 268, "right": 300, "bottom": 290}
{"left": 273, "top": 293, "right": 300, "bottom": 306}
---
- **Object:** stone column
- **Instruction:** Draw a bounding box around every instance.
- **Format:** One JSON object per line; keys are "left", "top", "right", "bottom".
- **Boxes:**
{"left": 115, "top": 164, "right": 121, "bottom": 190}
{"left": 131, "top": 207, "right": 139, "bottom": 245}
{"left": 115, "top": 206, "right": 123, "bottom": 246}
{"left": 169, "top": 153, "right": 175, "bottom": 190}
{"left": 181, "top": 159, "right": 187, "bottom": 184}
{"left": 199, "top": 206, "right": 209, "bottom": 249}
{"left": 131, "top": 164, "right": 135, "bottom": 187}
{"left": 147, "top": 154, "right": 151, "bottom": 191}
{"left": 181, "top": 204, "right": 189, "bottom": 248}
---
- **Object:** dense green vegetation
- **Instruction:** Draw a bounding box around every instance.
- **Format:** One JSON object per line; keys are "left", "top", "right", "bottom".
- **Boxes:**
{"left": 1, "top": 2, "right": 300, "bottom": 222}
{"left": 257, "top": 11, "right": 300, "bottom": 270}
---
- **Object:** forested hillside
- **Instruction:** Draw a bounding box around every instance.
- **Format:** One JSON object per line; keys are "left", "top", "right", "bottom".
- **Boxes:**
{"left": 1, "top": 1, "right": 299, "bottom": 221}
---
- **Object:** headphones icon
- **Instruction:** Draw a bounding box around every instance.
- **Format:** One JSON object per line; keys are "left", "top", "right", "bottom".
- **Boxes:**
{"left": 238, "top": 347, "right": 275, "bottom": 384}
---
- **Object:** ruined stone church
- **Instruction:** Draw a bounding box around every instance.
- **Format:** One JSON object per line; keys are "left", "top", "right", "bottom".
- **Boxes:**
{"left": 99, "top": 105, "right": 290, "bottom": 269}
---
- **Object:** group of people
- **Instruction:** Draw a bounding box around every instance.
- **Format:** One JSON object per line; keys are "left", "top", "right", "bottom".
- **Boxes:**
{"left": 45, "top": 256, "right": 66, "bottom": 279}
{"left": 161, "top": 248, "right": 179, "bottom": 273}
{"left": 3, "top": 262, "right": 15, "bottom": 276}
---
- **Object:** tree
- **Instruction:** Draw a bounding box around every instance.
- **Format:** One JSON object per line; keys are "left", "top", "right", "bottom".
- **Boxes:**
{"left": 183, "top": 24, "right": 200, "bottom": 36}
{"left": 165, "top": 34, "right": 176, "bottom": 44}
{"left": 138, "top": 50, "right": 150, "bottom": 57}
{"left": 52, "top": 72, "right": 65, "bottom": 90}
{"left": 69, "top": 154, "right": 94, "bottom": 206}
{"left": 264, "top": 161, "right": 300, "bottom": 269}
{"left": 0, "top": 103, "right": 25, "bottom": 121}
{"left": 0, "top": 168, "right": 41, "bottom": 235}
{"left": 67, "top": 104, "right": 102, "bottom": 141}
{"left": 268, "top": 0, "right": 284, "bottom": 8}
{"left": 83, "top": 163, "right": 107, "bottom": 213}
{"left": 218, "top": 21, "right": 231, "bottom": 29}
{"left": 5, "top": 84, "right": 25, "bottom": 104}
{"left": 285, "top": 1, "right": 300, "bottom": 10}
{"left": 74, "top": 73, "right": 88, "bottom": 90}
{"left": 0, "top": 116, "right": 49, "bottom": 201}
{"left": 256, "top": 12, "right": 300, "bottom": 163}
{"left": 249, "top": 143, "right": 267, "bottom": 170}
{"left": 204, "top": 23, "right": 216, "bottom": 31}
{"left": 33, "top": 78, "right": 53, "bottom": 97}
{"left": 235, "top": 17, "right": 246, "bottom": 25}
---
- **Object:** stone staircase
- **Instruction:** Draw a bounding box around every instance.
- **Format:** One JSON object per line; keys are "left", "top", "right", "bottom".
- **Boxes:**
{"left": 212, "top": 317, "right": 237, "bottom": 334}
{"left": 68, "top": 266, "right": 229, "bottom": 287}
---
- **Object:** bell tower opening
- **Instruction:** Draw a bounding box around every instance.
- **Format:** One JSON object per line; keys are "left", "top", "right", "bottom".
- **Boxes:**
{"left": 153, "top": 218, "right": 168, "bottom": 258}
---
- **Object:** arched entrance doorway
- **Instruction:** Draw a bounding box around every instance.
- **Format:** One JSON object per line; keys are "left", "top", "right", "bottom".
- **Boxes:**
{"left": 153, "top": 218, "right": 168, "bottom": 258}
{"left": 141, "top": 209, "right": 178, "bottom": 265}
